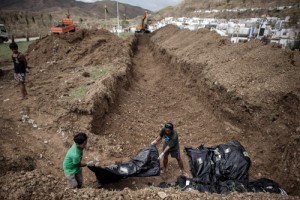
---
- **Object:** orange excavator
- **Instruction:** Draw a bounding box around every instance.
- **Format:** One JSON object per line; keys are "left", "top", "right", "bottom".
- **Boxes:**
{"left": 135, "top": 11, "right": 151, "bottom": 33}
{"left": 50, "top": 18, "right": 76, "bottom": 34}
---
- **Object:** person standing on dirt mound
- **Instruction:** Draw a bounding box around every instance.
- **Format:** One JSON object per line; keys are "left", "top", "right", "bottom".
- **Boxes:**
{"left": 63, "top": 132, "right": 94, "bottom": 188}
{"left": 151, "top": 123, "right": 187, "bottom": 176}
{"left": 9, "top": 42, "right": 28, "bottom": 100}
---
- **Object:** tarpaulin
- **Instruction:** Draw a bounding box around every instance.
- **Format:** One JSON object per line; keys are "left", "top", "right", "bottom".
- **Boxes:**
{"left": 184, "top": 140, "right": 251, "bottom": 184}
{"left": 158, "top": 140, "right": 287, "bottom": 195}
{"left": 88, "top": 145, "right": 160, "bottom": 184}
{"left": 173, "top": 176, "right": 287, "bottom": 195}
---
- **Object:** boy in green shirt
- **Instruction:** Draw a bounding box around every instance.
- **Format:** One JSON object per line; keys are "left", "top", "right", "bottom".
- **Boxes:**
{"left": 63, "top": 132, "right": 94, "bottom": 188}
{"left": 151, "top": 123, "right": 186, "bottom": 176}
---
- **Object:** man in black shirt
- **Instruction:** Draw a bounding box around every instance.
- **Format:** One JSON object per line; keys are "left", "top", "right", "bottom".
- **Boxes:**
{"left": 151, "top": 123, "right": 186, "bottom": 175}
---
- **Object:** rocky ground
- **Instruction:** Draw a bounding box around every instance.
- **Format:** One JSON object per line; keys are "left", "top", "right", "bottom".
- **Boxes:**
{"left": 0, "top": 26, "right": 299, "bottom": 199}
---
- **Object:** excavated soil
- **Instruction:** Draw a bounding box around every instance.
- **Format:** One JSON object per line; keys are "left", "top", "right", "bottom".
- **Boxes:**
{"left": 0, "top": 26, "right": 300, "bottom": 199}
{"left": 149, "top": 25, "right": 300, "bottom": 196}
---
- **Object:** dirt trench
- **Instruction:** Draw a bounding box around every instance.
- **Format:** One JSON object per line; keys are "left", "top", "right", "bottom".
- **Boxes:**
{"left": 88, "top": 32, "right": 300, "bottom": 196}
{"left": 88, "top": 34, "right": 238, "bottom": 190}
{"left": 1, "top": 29, "right": 299, "bottom": 199}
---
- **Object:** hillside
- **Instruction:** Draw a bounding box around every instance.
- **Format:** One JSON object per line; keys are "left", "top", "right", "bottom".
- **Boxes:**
{"left": 0, "top": 0, "right": 149, "bottom": 38}
{"left": 156, "top": 0, "right": 300, "bottom": 18}
{"left": 0, "top": 0, "right": 149, "bottom": 19}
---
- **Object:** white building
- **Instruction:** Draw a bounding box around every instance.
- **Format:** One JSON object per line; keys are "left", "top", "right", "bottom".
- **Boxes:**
{"left": 151, "top": 13, "right": 299, "bottom": 48}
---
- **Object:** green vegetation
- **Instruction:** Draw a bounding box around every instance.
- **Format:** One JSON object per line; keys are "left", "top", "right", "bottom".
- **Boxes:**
{"left": 121, "top": 19, "right": 130, "bottom": 28}
{"left": 0, "top": 41, "right": 32, "bottom": 63}
{"left": 116, "top": 32, "right": 133, "bottom": 40}
{"left": 68, "top": 65, "right": 111, "bottom": 99}
{"left": 70, "top": 85, "right": 89, "bottom": 98}
{"left": 91, "top": 66, "right": 109, "bottom": 80}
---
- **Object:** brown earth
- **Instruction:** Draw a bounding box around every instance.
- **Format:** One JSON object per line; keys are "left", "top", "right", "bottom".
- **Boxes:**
{"left": 156, "top": 0, "right": 300, "bottom": 19}
{"left": 0, "top": 25, "right": 300, "bottom": 199}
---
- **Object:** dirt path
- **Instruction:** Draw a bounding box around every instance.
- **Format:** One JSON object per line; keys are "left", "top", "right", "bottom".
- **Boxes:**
{"left": 91, "top": 35, "right": 227, "bottom": 189}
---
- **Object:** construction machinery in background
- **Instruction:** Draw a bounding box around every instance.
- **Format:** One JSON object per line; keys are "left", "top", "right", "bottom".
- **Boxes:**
{"left": 0, "top": 24, "right": 9, "bottom": 43}
{"left": 50, "top": 18, "right": 76, "bottom": 34}
{"left": 135, "top": 11, "right": 151, "bottom": 33}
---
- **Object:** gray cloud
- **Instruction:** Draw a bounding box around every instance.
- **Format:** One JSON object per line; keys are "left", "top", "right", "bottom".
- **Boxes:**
{"left": 76, "top": 0, "right": 182, "bottom": 11}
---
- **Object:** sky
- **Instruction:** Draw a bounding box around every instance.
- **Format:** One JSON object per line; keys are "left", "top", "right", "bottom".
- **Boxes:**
{"left": 76, "top": 0, "right": 183, "bottom": 11}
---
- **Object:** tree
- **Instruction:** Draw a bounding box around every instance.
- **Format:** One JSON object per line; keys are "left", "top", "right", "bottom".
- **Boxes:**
{"left": 41, "top": 13, "right": 46, "bottom": 27}
{"left": 25, "top": 15, "right": 29, "bottom": 25}
{"left": 14, "top": 14, "right": 19, "bottom": 21}
{"left": 48, "top": 14, "right": 53, "bottom": 26}
{"left": 121, "top": 13, "right": 129, "bottom": 28}
{"left": 25, "top": 14, "right": 30, "bottom": 41}
{"left": 66, "top": 9, "right": 70, "bottom": 18}
{"left": 207, "top": 3, "right": 211, "bottom": 10}
{"left": 0, "top": 17, "right": 6, "bottom": 24}
{"left": 121, "top": 19, "right": 129, "bottom": 28}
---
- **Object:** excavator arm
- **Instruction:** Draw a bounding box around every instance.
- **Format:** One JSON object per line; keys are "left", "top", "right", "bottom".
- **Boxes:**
{"left": 136, "top": 11, "right": 150, "bottom": 33}
{"left": 141, "top": 11, "right": 148, "bottom": 29}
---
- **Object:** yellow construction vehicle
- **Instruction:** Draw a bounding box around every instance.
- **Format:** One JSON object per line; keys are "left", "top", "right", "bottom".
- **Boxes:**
{"left": 135, "top": 11, "right": 151, "bottom": 33}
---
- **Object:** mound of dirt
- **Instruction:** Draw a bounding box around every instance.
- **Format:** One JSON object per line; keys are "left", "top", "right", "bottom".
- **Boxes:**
{"left": 0, "top": 29, "right": 135, "bottom": 199}
{"left": 0, "top": 170, "right": 64, "bottom": 200}
{"left": 1, "top": 24, "right": 300, "bottom": 199}
{"left": 21, "top": 29, "right": 134, "bottom": 129}
{"left": 27, "top": 29, "right": 129, "bottom": 67}
{"left": 1, "top": 170, "right": 298, "bottom": 200}
{"left": 150, "top": 25, "right": 300, "bottom": 195}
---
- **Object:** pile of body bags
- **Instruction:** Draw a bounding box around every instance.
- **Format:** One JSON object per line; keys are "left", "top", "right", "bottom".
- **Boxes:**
{"left": 88, "top": 145, "right": 160, "bottom": 184}
{"left": 158, "top": 140, "right": 287, "bottom": 195}
{"left": 88, "top": 140, "right": 287, "bottom": 195}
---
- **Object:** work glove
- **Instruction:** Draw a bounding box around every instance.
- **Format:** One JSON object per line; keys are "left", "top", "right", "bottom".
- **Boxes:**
{"left": 158, "top": 153, "right": 164, "bottom": 160}
{"left": 87, "top": 161, "right": 94, "bottom": 167}
{"left": 151, "top": 140, "right": 157, "bottom": 145}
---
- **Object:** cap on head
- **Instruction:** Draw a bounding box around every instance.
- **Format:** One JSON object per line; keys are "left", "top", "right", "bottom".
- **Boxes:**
{"left": 164, "top": 122, "right": 174, "bottom": 131}
{"left": 74, "top": 132, "right": 88, "bottom": 145}
{"left": 9, "top": 42, "right": 18, "bottom": 50}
